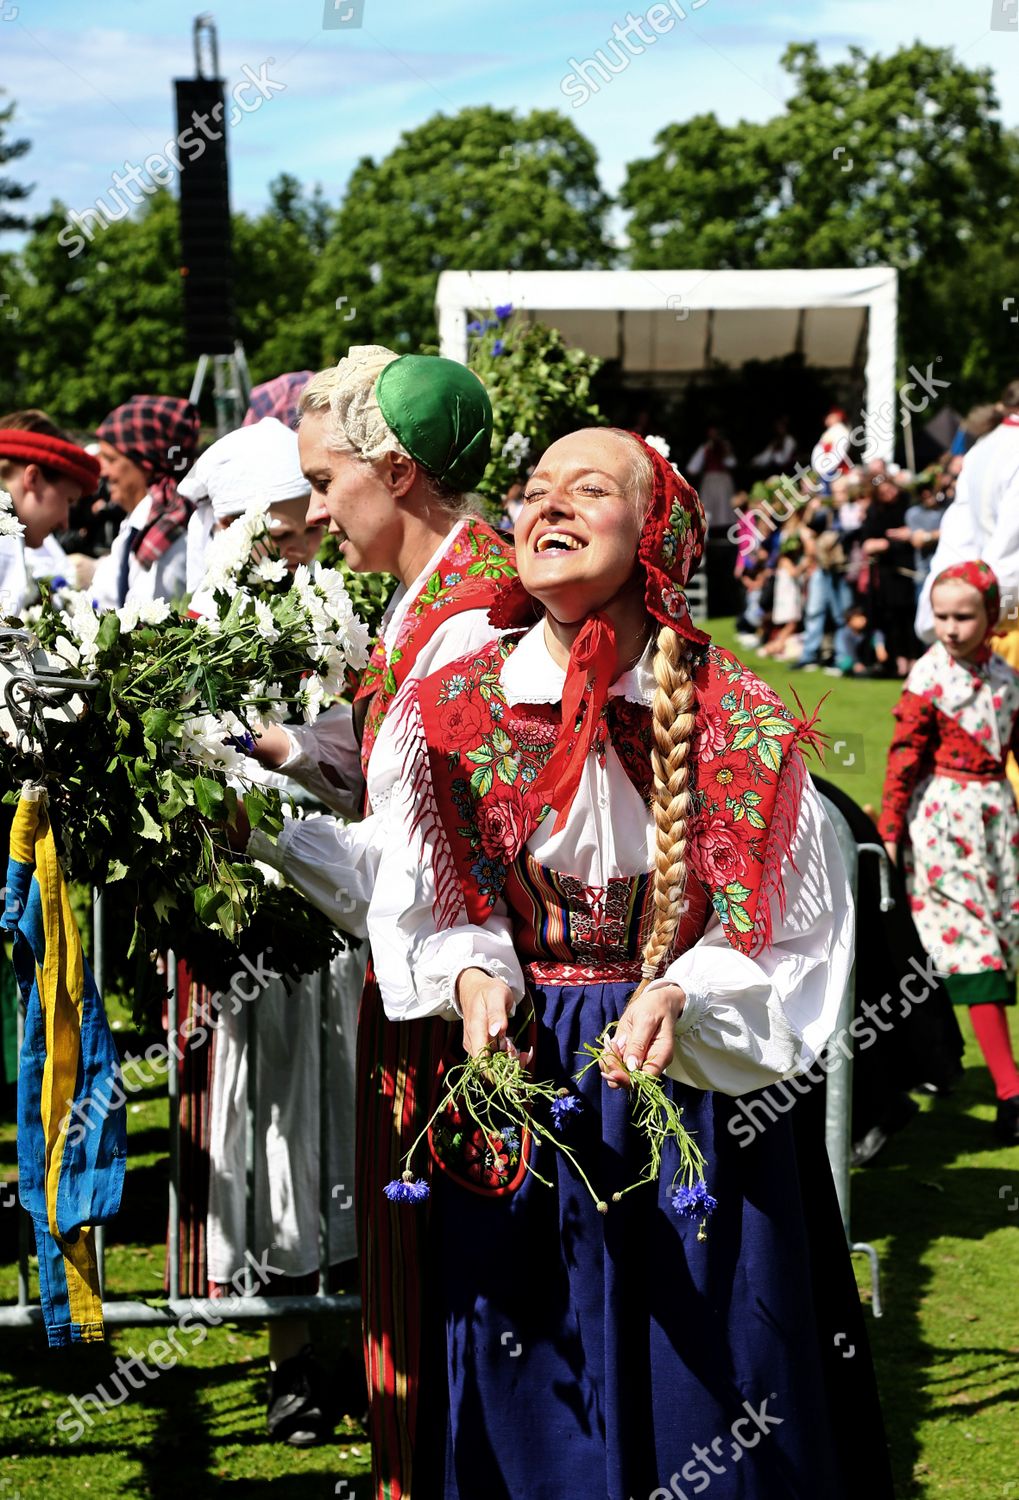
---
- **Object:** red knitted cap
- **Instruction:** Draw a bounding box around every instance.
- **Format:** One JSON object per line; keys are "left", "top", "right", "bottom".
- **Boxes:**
{"left": 0, "top": 429, "right": 101, "bottom": 497}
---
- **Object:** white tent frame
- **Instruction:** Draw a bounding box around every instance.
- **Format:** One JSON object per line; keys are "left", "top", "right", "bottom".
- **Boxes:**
{"left": 436, "top": 268, "right": 899, "bottom": 462}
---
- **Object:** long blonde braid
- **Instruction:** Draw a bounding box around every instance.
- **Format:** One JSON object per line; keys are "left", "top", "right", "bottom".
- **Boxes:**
{"left": 631, "top": 623, "right": 695, "bottom": 1001}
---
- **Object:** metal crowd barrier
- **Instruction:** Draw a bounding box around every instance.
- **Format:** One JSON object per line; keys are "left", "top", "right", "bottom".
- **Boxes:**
{"left": 819, "top": 796, "right": 886, "bottom": 1318}
{"left": 0, "top": 891, "right": 359, "bottom": 1329}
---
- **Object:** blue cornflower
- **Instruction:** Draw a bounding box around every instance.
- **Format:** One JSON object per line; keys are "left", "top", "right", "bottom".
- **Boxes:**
{"left": 384, "top": 1176, "right": 430, "bottom": 1204}
{"left": 485, "top": 318, "right": 500, "bottom": 330}
{"left": 670, "top": 1180, "right": 718, "bottom": 1220}
{"left": 500, "top": 1126, "right": 520, "bottom": 1151}
{"left": 550, "top": 1094, "right": 582, "bottom": 1131}
{"left": 470, "top": 855, "right": 507, "bottom": 898}
{"left": 224, "top": 729, "right": 257, "bottom": 753}
{"left": 467, "top": 319, "right": 485, "bottom": 334}
{"left": 50, "top": 575, "right": 69, "bottom": 591}
{"left": 495, "top": 302, "right": 513, "bottom": 319}
{"left": 492, "top": 339, "right": 505, "bottom": 356}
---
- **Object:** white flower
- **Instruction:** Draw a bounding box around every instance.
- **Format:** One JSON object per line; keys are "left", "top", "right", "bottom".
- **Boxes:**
{"left": 644, "top": 434, "right": 671, "bottom": 460}
{"left": 250, "top": 556, "right": 287, "bottom": 586}
{"left": 501, "top": 431, "right": 531, "bottom": 465}
{"left": 0, "top": 488, "right": 25, "bottom": 539}
{"left": 180, "top": 712, "right": 242, "bottom": 772}
{"left": 319, "top": 647, "right": 351, "bottom": 697}
{"left": 250, "top": 679, "right": 287, "bottom": 729}
{"left": 138, "top": 597, "right": 172, "bottom": 625}
{"left": 299, "top": 672, "right": 325, "bottom": 724}
{"left": 199, "top": 502, "right": 271, "bottom": 594}
{"left": 65, "top": 591, "right": 102, "bottom": 667}
{"left": 52, "top": 635, "right": 81, "bottom": 669}
{"left": 118, "top": 595, "right": 169, "bottom": 632}
{"left": 305, "top": 566, "right": 371, "bottom": 669}
{"left": 253, "top": 598, "right": 280, "bottom": 644}
{"left": 337, "top": 613, "right": 371, "bottom": 670}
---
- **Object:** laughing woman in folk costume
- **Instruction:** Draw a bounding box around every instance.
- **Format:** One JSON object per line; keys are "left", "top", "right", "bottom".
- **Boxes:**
{"left": 366, "top": 429, "right": 893, "bottom": 1498}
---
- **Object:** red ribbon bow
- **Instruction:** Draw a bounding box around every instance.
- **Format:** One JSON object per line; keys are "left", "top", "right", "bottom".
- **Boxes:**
{"left": 529, "top": 613, "right": 619, "bottom": 834}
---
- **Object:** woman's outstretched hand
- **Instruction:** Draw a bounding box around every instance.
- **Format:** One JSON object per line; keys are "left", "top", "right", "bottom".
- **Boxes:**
{"left": 456, "top": 967, "right": 515, "bottom": 1058}
{"left": 600, "top": 983, "right": 687, "bottom": 1087}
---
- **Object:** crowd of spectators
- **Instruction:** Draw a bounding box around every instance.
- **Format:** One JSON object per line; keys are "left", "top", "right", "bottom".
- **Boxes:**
{"left": 725, "top": 401, "right": 1008, "bottom": 678}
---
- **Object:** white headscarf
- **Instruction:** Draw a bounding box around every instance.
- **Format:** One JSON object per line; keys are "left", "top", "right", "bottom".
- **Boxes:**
{"left": 180, "top": 418, "right": 309, "bottom": 592}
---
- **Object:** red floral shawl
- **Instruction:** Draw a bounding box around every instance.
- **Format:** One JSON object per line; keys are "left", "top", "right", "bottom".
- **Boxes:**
{"left": 352, "top": 517, "right": 516, "bottom": 773}
{"left": 396, "top": 634, "right": 821, "bottom": 959}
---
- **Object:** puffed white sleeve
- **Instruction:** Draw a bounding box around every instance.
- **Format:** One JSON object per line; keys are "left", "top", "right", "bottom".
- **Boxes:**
{"left": 247, "top": 812, "right": 379, "bottom": 940}
{"left": 647, "top": 779, "right": 853, "bottom": 1096}
{"left": 272, "top": 704, "right": 366, "bottom": 817}
{"left": 365, "top": 713, "right": 526, "bottom": 1024}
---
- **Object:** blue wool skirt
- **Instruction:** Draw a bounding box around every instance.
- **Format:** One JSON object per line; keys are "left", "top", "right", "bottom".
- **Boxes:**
{"left": 414, "top": 980, "right": 892, "bottom": 1500}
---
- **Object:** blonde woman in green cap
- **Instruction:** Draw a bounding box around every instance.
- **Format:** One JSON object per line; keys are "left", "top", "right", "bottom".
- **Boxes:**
{"left": 242, "top": 345, "right": 516, "bottom": 1481}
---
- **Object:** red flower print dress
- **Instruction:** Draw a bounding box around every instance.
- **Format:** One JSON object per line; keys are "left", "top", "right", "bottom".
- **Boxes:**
{"left": 878, "top": 642, "right": 1019, "bottom": 1003}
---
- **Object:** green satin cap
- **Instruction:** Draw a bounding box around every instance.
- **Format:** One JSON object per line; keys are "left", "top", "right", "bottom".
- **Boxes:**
{"left": 375, "top": 355, "right": 493, "bottom": 491}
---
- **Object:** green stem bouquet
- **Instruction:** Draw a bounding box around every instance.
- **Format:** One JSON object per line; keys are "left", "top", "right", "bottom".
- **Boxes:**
{"left": 0, "top": 501, "right": 371, "bottom": 991}
{"left": 386, "top": 1020, "right": 717, "bottom": 1236}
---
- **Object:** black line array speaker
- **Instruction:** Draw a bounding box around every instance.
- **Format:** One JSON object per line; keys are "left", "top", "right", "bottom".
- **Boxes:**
{"left": 174, "top": 78, "right": 235, "bottom": 357}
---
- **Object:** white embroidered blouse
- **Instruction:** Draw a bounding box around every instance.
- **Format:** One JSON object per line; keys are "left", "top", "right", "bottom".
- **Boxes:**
{"left": 365, "top": 622, "right": 855, "bottom": 1097}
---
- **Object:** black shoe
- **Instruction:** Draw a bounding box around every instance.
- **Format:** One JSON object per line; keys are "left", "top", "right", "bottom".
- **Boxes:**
{"left": 994, "top": 1094, "right": 1019, "bottom": 1145}
{"left": 851, "top": 1126, "right": 888, "bottom": 1167}
{"left": 266, "top": 1345, "right": 333, "bottom": 1447}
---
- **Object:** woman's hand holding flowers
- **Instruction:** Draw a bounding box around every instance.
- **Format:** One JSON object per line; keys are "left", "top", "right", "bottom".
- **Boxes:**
{"left": 456, "top": 967, "right": 515, "bottom": 1058}
{"left": 600, "top": 983, "right": 687, "bottom": 1087}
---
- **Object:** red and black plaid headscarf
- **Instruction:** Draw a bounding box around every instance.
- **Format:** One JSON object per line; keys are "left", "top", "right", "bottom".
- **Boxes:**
{"left": 242, "top": 371, "right": 313, "bottom": 431}
{"left": 95, "top": 396, "right": 201, "bottom": 566}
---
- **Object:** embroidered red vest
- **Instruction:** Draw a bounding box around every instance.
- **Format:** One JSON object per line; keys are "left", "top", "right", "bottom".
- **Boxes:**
{"left": 399, "top": 636, "right": 820, "bottom": 959}
{"left": 352, "top": 518, "right": 516, "bottom": 773}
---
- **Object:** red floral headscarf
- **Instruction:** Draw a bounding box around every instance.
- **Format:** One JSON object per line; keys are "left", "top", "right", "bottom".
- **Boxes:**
{"left": 497, "top": 429, "right": 709, "bottom": 830}
{"left": 932, "top": 560, "right": 1001, "bottom": 661}
{"left": 632, "top": 431, "right": 708, "bottom": 642}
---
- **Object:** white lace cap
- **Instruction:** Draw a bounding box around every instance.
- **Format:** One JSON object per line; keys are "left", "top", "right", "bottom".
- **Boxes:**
{"left": 307, "top": 345, "right": 411, "bottom": 465}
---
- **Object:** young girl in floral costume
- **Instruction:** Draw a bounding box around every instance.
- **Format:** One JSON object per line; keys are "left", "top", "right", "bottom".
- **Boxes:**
{"left": 880, "top": 560, "right": 1019, "bottom": 1143}
{"left": 367, "top": 428, "right": 893, "bottom": 1499}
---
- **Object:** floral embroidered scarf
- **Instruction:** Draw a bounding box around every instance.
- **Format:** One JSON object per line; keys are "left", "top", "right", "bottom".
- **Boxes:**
{"left": 352, "top": 517, "right": 516, "bottom": 773}
{"left": 397, "top": 635, "right": 820, "bottom": 959}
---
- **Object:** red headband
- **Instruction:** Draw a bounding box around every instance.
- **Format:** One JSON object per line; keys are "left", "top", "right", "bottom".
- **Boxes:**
{"left": 0, "top": 430, "right": 100, "bottom": 497}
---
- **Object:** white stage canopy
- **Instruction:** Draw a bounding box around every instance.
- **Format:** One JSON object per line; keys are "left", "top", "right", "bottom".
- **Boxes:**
{"left": 436, "top": 268, "right": 899, "bottom": 461}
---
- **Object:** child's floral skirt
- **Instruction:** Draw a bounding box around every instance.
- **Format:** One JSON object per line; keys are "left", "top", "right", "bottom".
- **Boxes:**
{"left": 905, "top": 772, "right": 1019, "bottom": 1004}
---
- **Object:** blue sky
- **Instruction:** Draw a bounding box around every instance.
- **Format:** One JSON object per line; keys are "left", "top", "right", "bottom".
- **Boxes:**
{"left": 1, "top": 0, "right": 1015, "bottom": 237}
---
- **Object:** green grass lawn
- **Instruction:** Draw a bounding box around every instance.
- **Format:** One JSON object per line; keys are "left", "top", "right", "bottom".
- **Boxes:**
{"left": 0, "top": 621, "right": 1015, "bottom": 1498}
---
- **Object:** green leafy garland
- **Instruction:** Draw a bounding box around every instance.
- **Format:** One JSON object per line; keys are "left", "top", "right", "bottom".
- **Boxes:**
{"left": 1, "top": 505, "right": 371, "bottom": 993}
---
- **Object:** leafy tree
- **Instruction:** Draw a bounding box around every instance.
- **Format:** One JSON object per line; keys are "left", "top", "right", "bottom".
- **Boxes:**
{"left": 13, "top": 191, "right": 191, "bottom": 425}
{"left": 232, "top": 196, "right": 325, "bottom": 382}
{"left": 300, "top": 105, "right": 614, "bottom": 361}
{"left": 10, "top": 189, "right": 330, "bottom": 426}
{"left": 0, "top": 90, "right": 33, "bottom": 234}
{"left": 266, "top": 171, "right": 332, "bottom": 252}
{"left": 622, "top": 43, "right": 1019, "bottom": 408}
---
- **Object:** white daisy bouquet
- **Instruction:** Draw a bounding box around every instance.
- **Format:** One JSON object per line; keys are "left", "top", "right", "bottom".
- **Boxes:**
{"left": 0, "top": 500, "right": 370, "bottom": 989}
